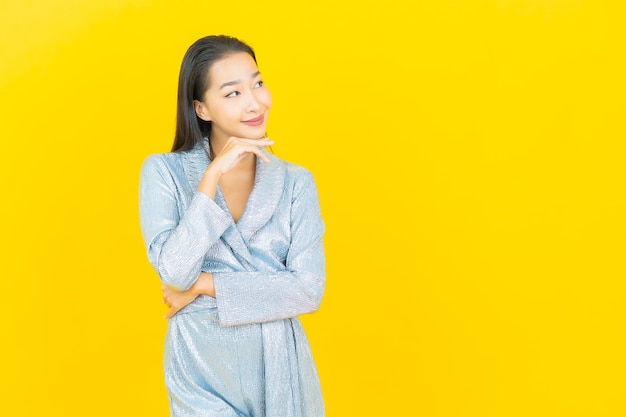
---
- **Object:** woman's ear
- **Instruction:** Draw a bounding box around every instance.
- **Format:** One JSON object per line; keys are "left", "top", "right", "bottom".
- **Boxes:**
{"left": 193, "top": 100, "right": 211, "bottom": 121}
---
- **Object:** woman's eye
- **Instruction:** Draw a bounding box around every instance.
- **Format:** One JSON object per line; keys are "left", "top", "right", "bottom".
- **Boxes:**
{"left": 254, "top": 80, "right": 264, "bottom": 88}
{"left": 226, "top": 91, "right": 239, "bottom": 98}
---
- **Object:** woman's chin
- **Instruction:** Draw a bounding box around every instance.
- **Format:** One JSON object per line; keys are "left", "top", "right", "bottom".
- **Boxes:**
{"left": 249, "top": 131, "right": 269, "bottom": 140}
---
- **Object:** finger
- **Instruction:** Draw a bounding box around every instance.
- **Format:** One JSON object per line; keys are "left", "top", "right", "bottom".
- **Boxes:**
{"left": 226, "top": 144, "right": 270, "bottom": 164}
{"left": 236, "top": 137, "right": 273, "bottom": 145}
{"left": 257, "top": 152, "right": 270, "bottom": 163}
{"left": 164, "top": 306, "right": 178, "bottom": 319}
{"left": 216, "top": 142, "right": 273, "bottom": 162}
{"left": 241, "top": 144, "right": 271, "bottom": 163}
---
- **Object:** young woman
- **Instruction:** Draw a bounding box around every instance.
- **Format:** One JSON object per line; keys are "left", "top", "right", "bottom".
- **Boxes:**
{"left": 139, "top": 35, "right": 326, "bottom": 417}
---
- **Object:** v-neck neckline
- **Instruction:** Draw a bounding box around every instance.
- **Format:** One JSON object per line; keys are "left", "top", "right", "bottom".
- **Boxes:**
{"left": 214, "top": 155, "right": 262, "bottom": 226}
{"left": 180, "top": 139, "right": 286, "bottom": 240}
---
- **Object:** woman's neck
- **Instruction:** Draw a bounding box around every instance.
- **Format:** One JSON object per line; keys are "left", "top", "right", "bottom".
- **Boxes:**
{"left": 208, "top": 135, "right": 228, "bottom": 159}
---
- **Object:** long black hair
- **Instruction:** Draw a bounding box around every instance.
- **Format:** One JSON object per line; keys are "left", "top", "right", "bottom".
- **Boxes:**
{"left": 171, "top": 35, "right": 256, "bottom": 152}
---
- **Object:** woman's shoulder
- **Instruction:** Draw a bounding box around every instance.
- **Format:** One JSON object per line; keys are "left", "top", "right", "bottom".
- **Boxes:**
{"left": 269, "top": 154, "right": 311, "bottom": 178}
{"left": 269, "top": 155, "right": 318, "bottom": 194}
{"left": 143, "top": 151, "right": 184, "bottom": 165}
{"left": 140, "top": 151, "right": 186, "bottom": 182}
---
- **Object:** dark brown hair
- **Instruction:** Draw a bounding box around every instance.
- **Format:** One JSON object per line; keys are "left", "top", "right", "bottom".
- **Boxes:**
{"left": 171, "top": 35, "right": 256, "bottom": 152}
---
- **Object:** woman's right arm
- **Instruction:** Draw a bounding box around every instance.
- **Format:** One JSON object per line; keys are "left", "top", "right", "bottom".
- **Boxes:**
{"left": 139, "top": 155, "right": 232, "bottom": 291}
{"left": 139, "top": 138, "right": 273, "bottom": 291}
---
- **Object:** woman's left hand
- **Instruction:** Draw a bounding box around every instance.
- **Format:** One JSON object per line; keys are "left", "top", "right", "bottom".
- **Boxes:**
{"left": 162, "top": 285, "right": 198, "bottom": 319}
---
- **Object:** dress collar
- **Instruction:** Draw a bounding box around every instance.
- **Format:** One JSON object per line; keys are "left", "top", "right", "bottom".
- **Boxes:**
{"left": 181, "top": 139, "right": 286, "bottom": 237}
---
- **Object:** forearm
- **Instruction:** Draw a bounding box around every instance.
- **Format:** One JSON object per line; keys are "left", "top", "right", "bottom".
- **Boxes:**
{"left": 197, "top": 165, "right": 222, "bottom": 199}
{"left": 212, "top": 171, "right": 326, "bottom": 327}
{"left": 214, "top": 268, "right": 325, "bottom": 327}
{"left": 190, "top": 272, "right": 216, "bottom": 298}
{"left": 140, "top": 156, "right": 232, "bottom": 290}
{"left": 153, "top": 193, "right": 229, "bottom": 290}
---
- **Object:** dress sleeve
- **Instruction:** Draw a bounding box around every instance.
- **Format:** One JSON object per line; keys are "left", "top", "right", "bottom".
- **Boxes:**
{"left": 213, "top": 171, "right": 326, "bottom": 327}
{"left": 139, "top": 155, "right": 232, "bottom": 290}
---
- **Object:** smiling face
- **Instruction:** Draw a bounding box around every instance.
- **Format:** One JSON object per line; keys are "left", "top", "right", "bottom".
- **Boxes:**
{"left": 194, "top": 52, "right": 272, "bottom": 145}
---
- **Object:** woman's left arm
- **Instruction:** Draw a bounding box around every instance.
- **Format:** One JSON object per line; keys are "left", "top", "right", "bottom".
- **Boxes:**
{"left": 213, "top": 171, "right": 326, "bottom": 327}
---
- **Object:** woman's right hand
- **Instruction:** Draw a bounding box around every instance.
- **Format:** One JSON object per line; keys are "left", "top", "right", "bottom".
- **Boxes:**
{"left": 211, "top": 136, "right": 274, "bottom": 175}
{"left": 197, "top": 137, "right": 273, "bottom": 198}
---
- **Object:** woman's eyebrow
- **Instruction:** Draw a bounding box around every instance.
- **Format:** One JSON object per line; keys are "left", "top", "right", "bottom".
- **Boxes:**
{"left": 220, "top": 71, "right": 261, "bottom": 89}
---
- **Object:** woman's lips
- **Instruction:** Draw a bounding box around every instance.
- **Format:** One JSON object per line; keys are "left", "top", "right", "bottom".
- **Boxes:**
{"left": 242, "top": 114, "right": 264, "bottom": 126}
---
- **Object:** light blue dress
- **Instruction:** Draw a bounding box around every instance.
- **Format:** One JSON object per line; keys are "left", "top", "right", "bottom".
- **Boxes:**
{"left": 139, "top": 140, "right": 325, "bottom": 417}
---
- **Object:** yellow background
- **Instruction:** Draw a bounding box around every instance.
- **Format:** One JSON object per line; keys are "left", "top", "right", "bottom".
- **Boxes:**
{"left": 1, "top": 0, "right": 625, "bottom": 415}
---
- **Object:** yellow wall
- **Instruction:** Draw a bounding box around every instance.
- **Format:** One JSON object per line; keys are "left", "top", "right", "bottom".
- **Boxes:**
{"left": 1, "top": 1, "right": 625, "bottom": 415}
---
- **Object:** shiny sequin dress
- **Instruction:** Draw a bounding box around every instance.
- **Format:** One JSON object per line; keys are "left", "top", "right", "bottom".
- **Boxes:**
{"left": 139, "top": 140, "right": 325, "bottom": 417}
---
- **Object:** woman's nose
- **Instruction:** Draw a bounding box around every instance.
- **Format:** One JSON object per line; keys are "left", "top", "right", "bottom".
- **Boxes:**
{"left": 246, "top": 91, "right": 262, "bottom": 112}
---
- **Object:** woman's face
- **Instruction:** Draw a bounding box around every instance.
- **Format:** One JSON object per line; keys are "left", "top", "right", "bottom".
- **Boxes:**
{"left": 194, "top": 52, "right": 272, "bottom": 143}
